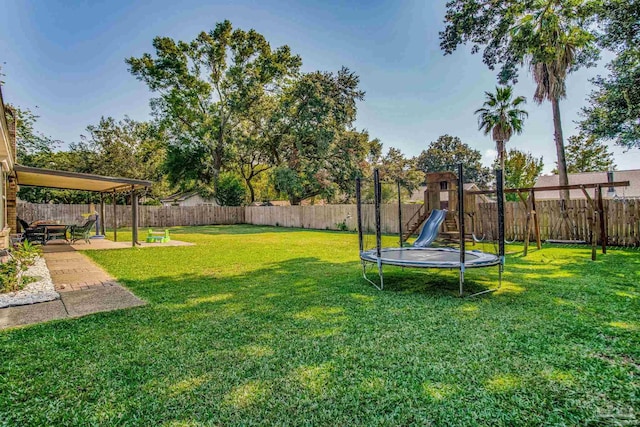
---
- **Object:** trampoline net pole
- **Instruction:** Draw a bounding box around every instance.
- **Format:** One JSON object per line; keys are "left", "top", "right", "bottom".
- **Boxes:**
{"left": 374, "top": 169, "right": 382, "bottom": 259}
{"left": 497, "top": 168, "right": 505, "bottom": 289}
{"left": 496, "top": 168, "right": 505, "bottom": 262}
{"left": 374, "top": 169, "right": 383, "bottom": 289}
{"left": 397, "top": 180, "right": 403, "bottom": 248}
{"left": 458, "top": 163, "right": 465, "bottom": 296}
{"left": 356, "top": 177, "right": 363, "bottom": 254}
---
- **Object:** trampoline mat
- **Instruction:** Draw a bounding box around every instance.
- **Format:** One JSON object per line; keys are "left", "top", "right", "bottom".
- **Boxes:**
{"left": 360, "top": 247, "right": 500, "bottom": 268}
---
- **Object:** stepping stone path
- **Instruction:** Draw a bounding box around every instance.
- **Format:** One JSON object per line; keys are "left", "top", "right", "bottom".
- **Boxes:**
{"left": 45, "top": 250, "right": 116, "bottom": 292}
{"left": 0, "top": 245, "right": 145, "bottom": 330}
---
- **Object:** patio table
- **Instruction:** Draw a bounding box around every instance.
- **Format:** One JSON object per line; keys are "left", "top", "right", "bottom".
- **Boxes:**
{"left": 33, "top": 223, "right": 71, "bottom": 244}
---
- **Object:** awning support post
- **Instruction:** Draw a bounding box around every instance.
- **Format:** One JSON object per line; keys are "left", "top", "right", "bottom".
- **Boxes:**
{"left": 132, "top": 186, "right": 139, "bottom": 247}
{"left": 99, "top": 193, "right": 106, "bottom": 236}
{"left": 113, "top": 191, "right": 117, "bottom": 242}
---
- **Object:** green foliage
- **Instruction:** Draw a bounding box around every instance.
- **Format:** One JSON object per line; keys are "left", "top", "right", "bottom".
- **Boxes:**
{"left": 269, "top": 69, "right": 368, "bottom": 204}
{"left": 6, "top": 105, "right": 59, "bottom": 162}
{"left": 16, "top": 114, "right": 170, "bottom": 204}
{"left": 475, "top": 86, "right": 528, "bottom": 170}
{"left": 7, "top": 106, "right": 91, "bottom": 203}
{"left": 75, "top": 117, "right": 169, "bottom": 202}
{"left": 415, "top": 135, "right": 492, "bottom": 188}
{"left": 0, "top": 258, "right": 20, "bottom": 294}
{"left": 580, "top": 0, "right": 640, "bottom": 148}
{"left": 369, "top": 147, "right": 422, "bottom": 195}
{"left": 580, "top": 53, "right": 640, "bottom": 148}
{"left": 440, "top": 0, "right": 599, "bottom": 84}
{"left": 441, "top": 0, "right": 599, "bottom": 195}
{"left": 335, "top": 220, "right": 349, "bottom": 231}
{"left": 233, "top": 97, "right": 277, "bottom": 203}
{"left": 214, "top": 172, "right": 247, "bottom": 206}
{"left": 271, "top": 167, "right": 304, "bottom": 204}
{"left": 503, "top": 149, "right": 544, "bottom": 200}
{"left": 0, "top": 241, "right": 42, "bottom": 293}
{"left": 128, "top": 21, "right": 374, "bottom": 203}
{"left": 12, "top": 240, "right": 41, "bottom": 268}
{"left": 127, "top": 20, "right": 302, "bottom": 190}
{"left": 556, "top": 134, "right": 617, "bottom": 173}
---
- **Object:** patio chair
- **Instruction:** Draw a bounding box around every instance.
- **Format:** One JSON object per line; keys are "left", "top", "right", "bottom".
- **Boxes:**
{"left": 69, "top": 217, "right": 97, "bottom": 244}
{"left": 18, "top": 217, "right": 46, "bottom": 245}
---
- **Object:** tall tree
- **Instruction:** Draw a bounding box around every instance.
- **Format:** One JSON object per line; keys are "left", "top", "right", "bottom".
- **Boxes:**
{"left": 6, "top": 105, "right": 58, "bottom": 164}
{"left": 5, "top": 106, "right": 91, "bottom": 204}
{"left": 503, "top": 149, "right": 544, "bottom": 201}
{"left": 441, "top": 0, "right": 599, "bottom": 200}
{"left": 367, "top": 146, "right": 423, "bottom": 199}
{"left": 580, "top": 0, "right": 640, "bottom": 148}
{"left": 127, "top": 20, "right": 301, "bottom": 190}
{"left": 74, "top": 117, "right": 170, "bottom": 201}
{"left": 474, "top": 86, "right": 528, "bottom": 173}
{"left": 560, "top": 134, "right": 617, "bottom": 173}
{"left": 233, "top": 96, "right": 278, "bottom": 203}
{"left": 415, "top": 135, "right": 492, "bottom": 188}
{"left": 271, "top": 68, "right": 368, "bottom": 204}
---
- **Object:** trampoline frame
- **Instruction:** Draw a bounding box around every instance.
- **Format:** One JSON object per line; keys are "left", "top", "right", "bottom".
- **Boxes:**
{"left": 356, "top": 164, "right": 505, "bottom": 297}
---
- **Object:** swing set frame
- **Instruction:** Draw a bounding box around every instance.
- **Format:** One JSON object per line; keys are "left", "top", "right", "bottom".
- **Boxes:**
{"left": 467, "top": 180, "right": 630, "bottom": 260}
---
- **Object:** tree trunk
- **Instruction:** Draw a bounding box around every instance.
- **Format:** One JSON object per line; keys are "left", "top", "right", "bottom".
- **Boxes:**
{"left": 246, "top": 179, "right": 255, "bottom": 203}
{"left": 496, "top": 139, "right": 506, "bottom": 194}
{"left": 496, "top": 140, "right": 505, "bottom": 172}
{"left": 551, "top": 97, "right": 570, "bottom": 201}
{"left": 496, "top": 139, "right": 507, "bottom": 222}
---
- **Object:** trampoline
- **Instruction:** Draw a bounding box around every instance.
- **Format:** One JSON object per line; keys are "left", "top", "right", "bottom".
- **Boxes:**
{"left": 360, "top": 247, "right": 500, "bottom": 269}
{"left": 356, "top": 164, "right": 505, "bottom": 297}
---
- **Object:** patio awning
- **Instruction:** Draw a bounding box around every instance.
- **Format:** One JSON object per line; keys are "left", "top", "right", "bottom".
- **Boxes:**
{"left": 14, "top": 165, "right": 152, "bottom": 193}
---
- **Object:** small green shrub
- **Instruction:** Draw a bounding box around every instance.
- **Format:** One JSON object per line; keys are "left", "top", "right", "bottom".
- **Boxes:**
{"left": 336, "top": 220, "right": 349, "bottom": 231}
{"left": 13, "top": 240, "right": 41, "bottom": 267}
{"left": 0, "top": 258, "right": 20, "bottom": 293}
{"left": 0, "top": 241, "right": 42, "bottom": 293}
{"left": 215, "top": 173, "right": 247, "bottom": 206}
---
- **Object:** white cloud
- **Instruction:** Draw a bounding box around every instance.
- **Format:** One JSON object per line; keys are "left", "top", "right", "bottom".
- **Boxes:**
{"left": 482, "top": 149, "right": 497, "bottom": 167}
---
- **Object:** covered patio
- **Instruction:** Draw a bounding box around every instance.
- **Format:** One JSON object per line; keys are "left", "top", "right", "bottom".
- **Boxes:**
{"left": 14, "top": 165, "right": 151, "bottom": 247}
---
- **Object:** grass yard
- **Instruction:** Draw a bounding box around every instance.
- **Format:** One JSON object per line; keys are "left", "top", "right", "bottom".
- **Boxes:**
{"left": 1, "top": 225, "right": 638, "bottom": 425}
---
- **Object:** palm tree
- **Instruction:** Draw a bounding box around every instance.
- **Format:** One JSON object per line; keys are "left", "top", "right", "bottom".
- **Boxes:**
{"left": 475, "top": 86, "right": 528, "bottom": 174}
{"left": 520, "top": 1, "right": 594, "bottom": 201}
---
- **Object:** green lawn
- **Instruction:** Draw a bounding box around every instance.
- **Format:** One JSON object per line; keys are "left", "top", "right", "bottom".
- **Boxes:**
{"left": 1, "top": 225, "right": 638, "bottom": 426}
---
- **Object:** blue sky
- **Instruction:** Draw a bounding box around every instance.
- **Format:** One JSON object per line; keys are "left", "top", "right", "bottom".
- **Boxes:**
{"left": 1, "top": 0, "right": 638, "bottom": 173}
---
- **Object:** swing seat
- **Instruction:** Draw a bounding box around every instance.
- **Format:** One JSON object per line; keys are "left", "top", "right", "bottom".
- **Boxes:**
{"left": 546, "top": 239, "right": 587, "bottom": 245}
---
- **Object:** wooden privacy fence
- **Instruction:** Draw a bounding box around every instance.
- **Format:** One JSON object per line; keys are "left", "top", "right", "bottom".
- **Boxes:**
{"left": 18, "top": 203, "right": 244, "bottom": 228}
{"left": 475, "top": 199, "right": 640, "bottom": 247}
{"left": 17, "top": 199, "right": 640, "bottom": 246}
{"left": 245, "top": 204, "right": 423, "bottom": 234}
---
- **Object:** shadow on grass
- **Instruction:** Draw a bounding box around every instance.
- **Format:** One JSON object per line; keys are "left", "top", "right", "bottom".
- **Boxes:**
{"left": 3, "top": 250, "right": 639, "bottom": 425}
{"left": 167, "top": 224, "right": 360, "bottom": 236}
{"left": 123, "top": 254, "right": 517, "bottom": 307}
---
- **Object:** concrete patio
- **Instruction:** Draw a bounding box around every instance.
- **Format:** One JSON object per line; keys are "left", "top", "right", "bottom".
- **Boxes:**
{"left": 46, "top": 238, "right": 194, "bottom": 251}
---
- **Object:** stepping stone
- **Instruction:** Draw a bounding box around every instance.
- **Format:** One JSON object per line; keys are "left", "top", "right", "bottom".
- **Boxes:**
{"left": 0, "top": 300, "right": 67, "bottom": 329}
{"left": 61, "top": 286, "right": 145, "bottom": 317}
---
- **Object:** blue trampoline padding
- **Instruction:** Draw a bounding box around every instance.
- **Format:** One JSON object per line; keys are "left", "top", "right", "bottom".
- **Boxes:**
{"left": 413, "top": 209, "right": 447, "bottom": 248}
{"left": 360, "top": 247, "right": 500, "bottom": 269}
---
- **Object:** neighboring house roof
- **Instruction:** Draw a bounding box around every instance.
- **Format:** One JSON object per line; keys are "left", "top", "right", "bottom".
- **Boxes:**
{"left": 161, "top": 191, "right": 201, "bottom": 203}
{"left": 534, "top": 170, "right": 640, "bottom": 200}
{"left": 408, "top": 185, "right": 428, "bottom": 203}
{"left": 264, "top": 200, "right": 291, "bottom": 207}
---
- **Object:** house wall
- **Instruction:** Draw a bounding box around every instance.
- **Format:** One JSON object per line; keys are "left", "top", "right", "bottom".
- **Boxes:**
{"left": 534, "top": 171, "right": 640, "bottom": 200}
{"left": 0, "top": 103, "right": 17, "bottom": 249}
{"left": 164, "top": 194, "right": 219, "bottom": 207}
